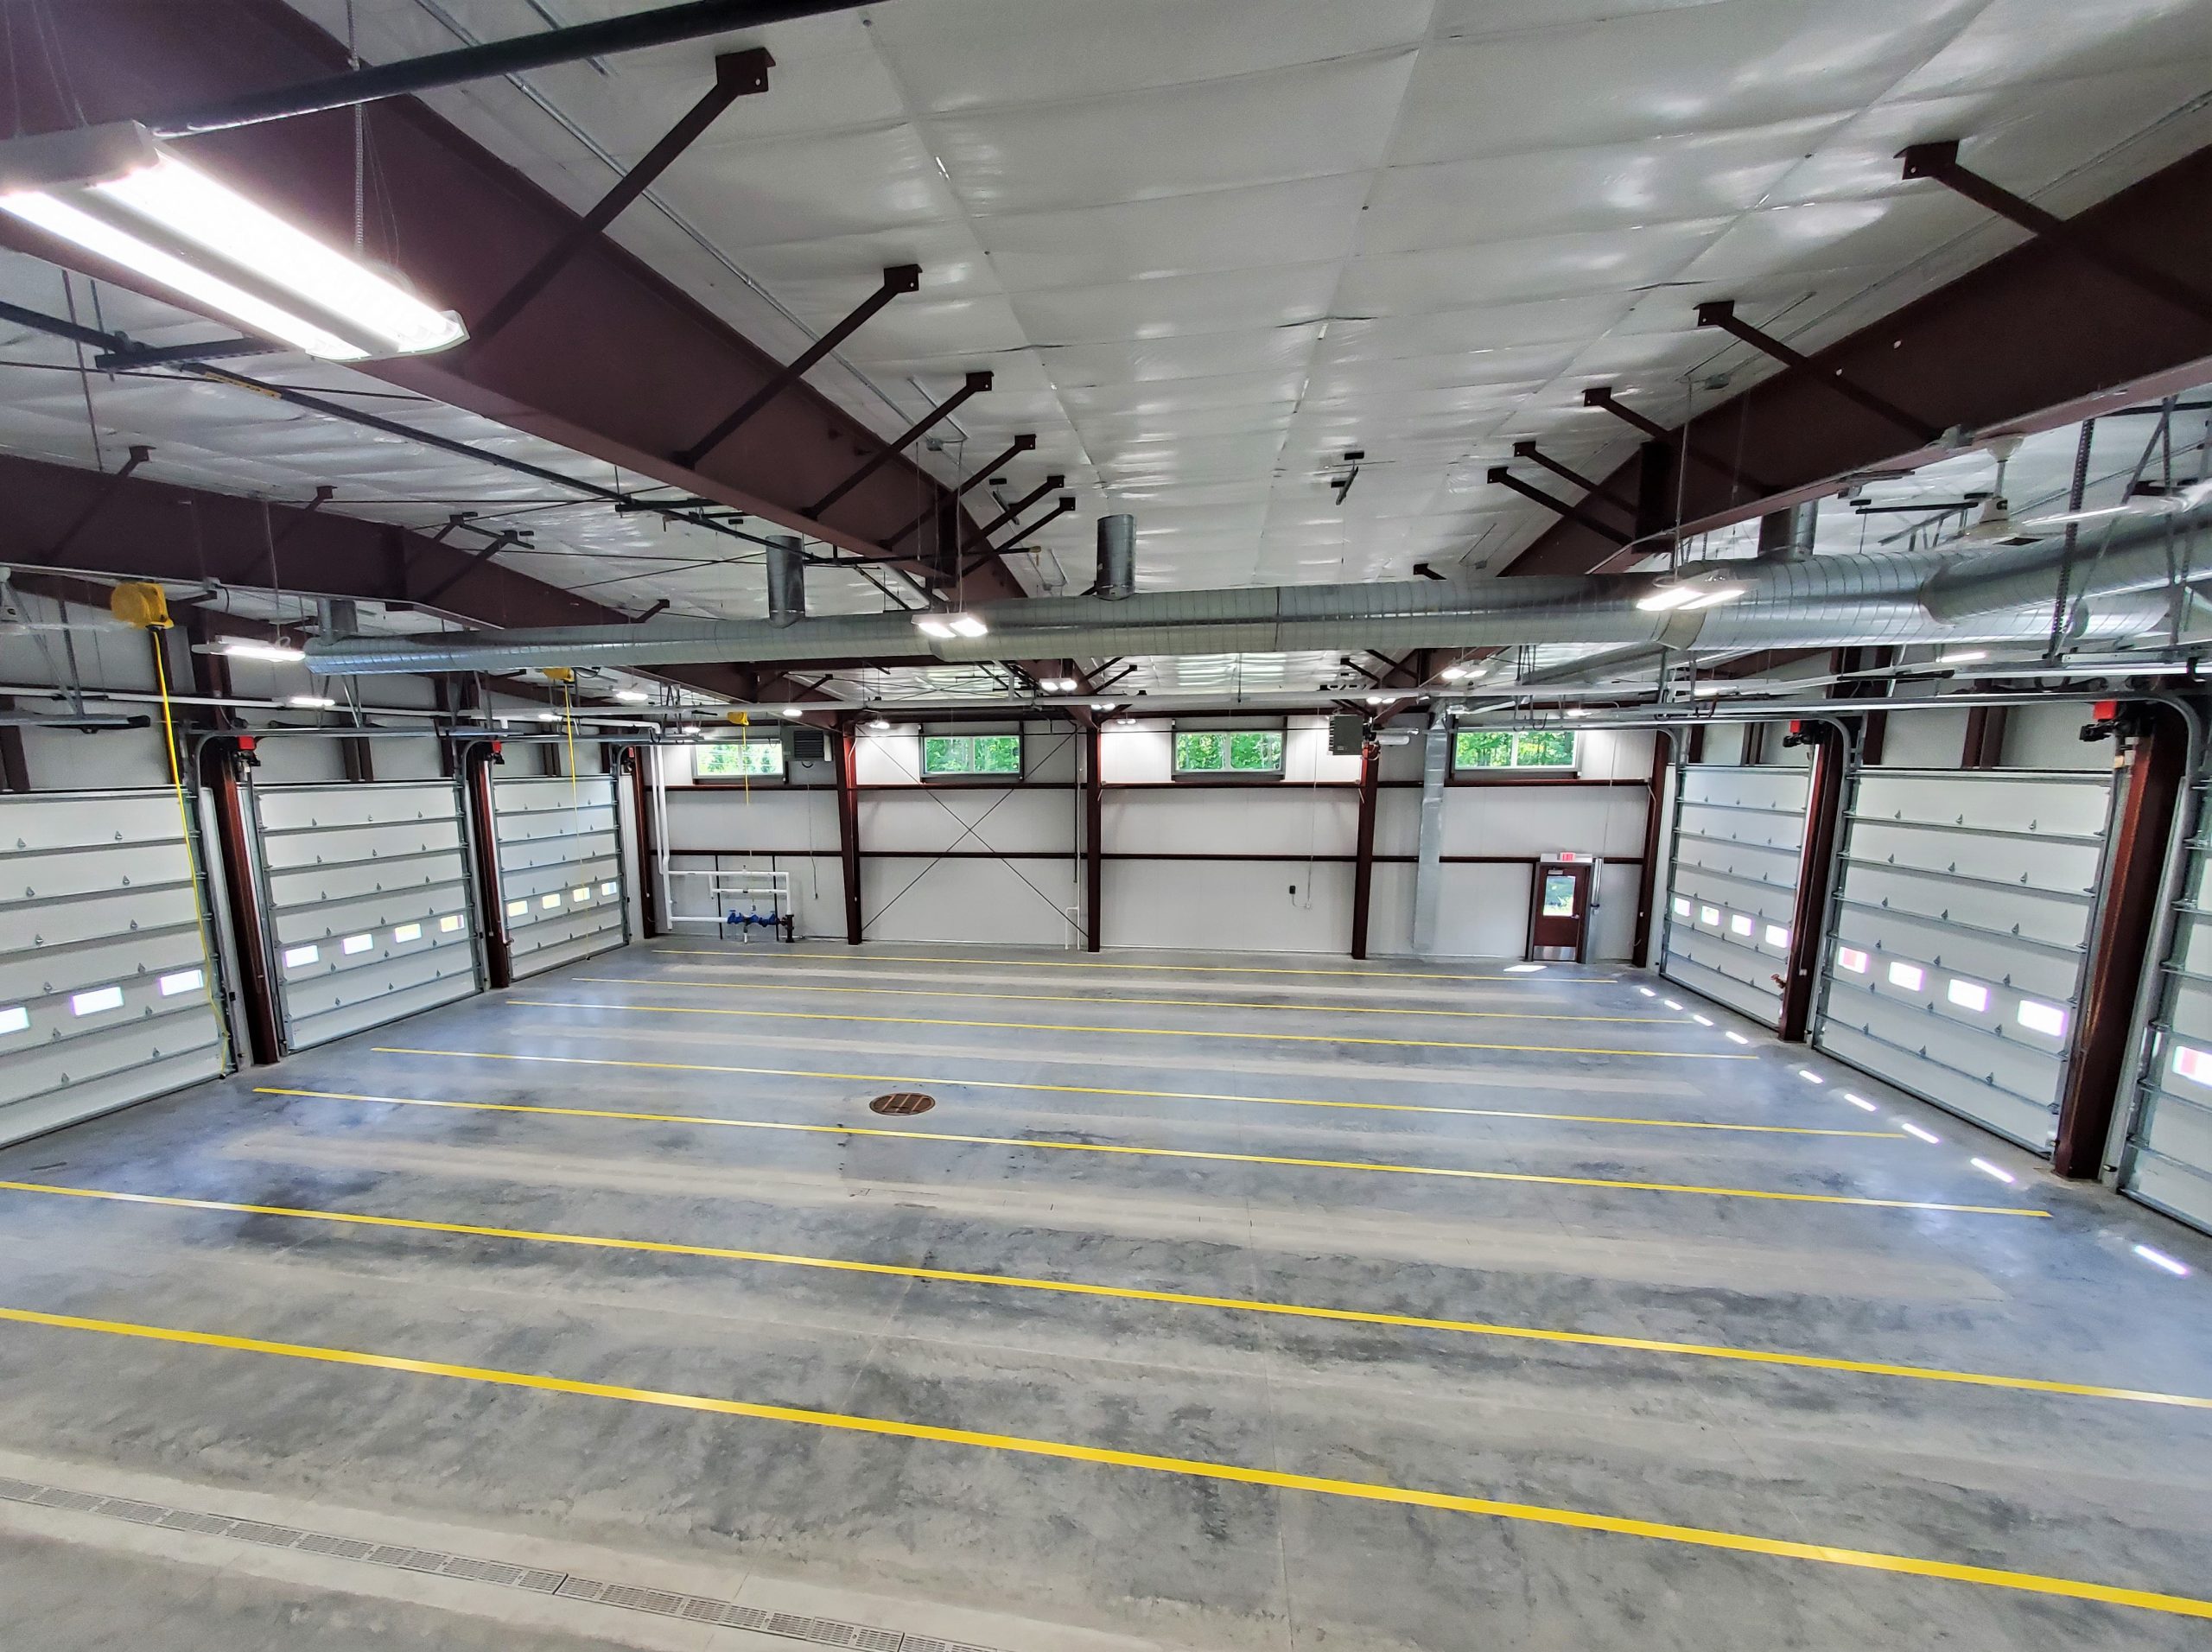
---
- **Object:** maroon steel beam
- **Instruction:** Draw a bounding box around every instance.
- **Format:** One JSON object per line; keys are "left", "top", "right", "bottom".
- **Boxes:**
{"left": 677, "top": 264, "right": 922, "bottom": 468}
{"left": 1778, "top": 721, "right": 1847, "bottom": 1041}
{"left": 1349, "top": 739, "right": 1380, "bottom": 960}
{"left": 884, "top": 434, "right": 1035, "bottom": 549}
{"left": 1962, "top": 703, "right": 2009, "bottom": 768}
{"left": 462, "top": 741, "right": 513, "bottom": 988}
{"left": 1581, "top": 388, "right": 1777, "bottom": 499}
{"left": 471, "top": 48, "right": 772, "bottom": 348}
{"left": 1695, "top": 301, "right": 1942, "bottom": 444}
{"left": 1630, "top": 728, "right": 1674, "bottom": 965}
{"left": 1900, "top": 141, "right": 2212, "bottom": 331}
{"left": 1485, "top": 468, "right": 1630, "bottom": 545}
{"left": 204, "top": 737, "right": 283, "bottom": 1064}
{"left": 0, "top": 703, "right": 29, "bottom": 791}
{"left": 1513, "top": 145, "right": 2212, "bottom": 577}
{"left": 2054, "top": 704, "right": 2186, "bottom": 1177}
{"left": 835, "top": 722, "right": 862, "bottom": 944}
{"left": 810, "top": 371, "right": 991, "bottom": 520}
{"left": 1510, "top": 441, "right": 1637, "bottom": 518}
{"left": 1082, "top": 722, "right": 1103, "bottom": 952}
{"left": 616, "top": 746, "right": 664, "bottom": 938}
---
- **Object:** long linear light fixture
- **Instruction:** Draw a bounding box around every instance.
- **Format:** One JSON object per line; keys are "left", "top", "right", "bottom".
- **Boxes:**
{"left": 0, "top": 122, "right": 465, "bottom": 362}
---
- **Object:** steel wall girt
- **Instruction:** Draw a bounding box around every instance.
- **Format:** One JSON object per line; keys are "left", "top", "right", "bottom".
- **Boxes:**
{"left": 0, "top": 448, "right": 752, "bottom": 703}
{"left": 0, "top": 0, "right": 1029, "bottom": 601}
{"left": 1516, "top": 143, "right": 2212, "bottom": 577}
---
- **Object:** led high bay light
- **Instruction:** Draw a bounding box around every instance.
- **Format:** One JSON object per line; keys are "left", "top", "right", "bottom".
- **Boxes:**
{"left": 0, "top": 121, "right": 467, "bottom": 362}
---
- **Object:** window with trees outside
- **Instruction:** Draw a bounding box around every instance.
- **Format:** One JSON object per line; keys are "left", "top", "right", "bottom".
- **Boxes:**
{"left": 1453, "top": 728, "right": 1577, "bottom": 772}
{"left": 693, "top": 740, "right": 784, "bottom": 780}
{"left": 1173, "top": 728, "right": 1285, "bottom": 777}
{"left": 923, "top": 733, "right": 1022, "bottom": 778}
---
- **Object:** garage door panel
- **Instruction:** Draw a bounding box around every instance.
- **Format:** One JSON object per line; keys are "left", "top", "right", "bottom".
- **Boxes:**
{"left": 1661, "top": 766, "right": 1807, "bottom": 1024}
{"left": 494, "top": 777, "right": 626, "bottom": 977}
{"left": 1815, "top": 769, "right": 2107, "bottom": 1148}
{"left": 2120, "top": 778, "right": 2212, "bottom": 1231}
{"left": 0, "top": 791, "right": 228, "bottom": 1145}
{"left": 253, "top": 782, "right": 481, "bottom": 1051}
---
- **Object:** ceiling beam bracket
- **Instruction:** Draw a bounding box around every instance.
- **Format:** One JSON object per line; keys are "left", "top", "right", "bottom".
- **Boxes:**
{"left": 965, "top": 494, "right": 1075, "bottom": 575}
{"left": 471, "top": 48, "right": 772, "bottom": 349}
{"left": 1582, "top": 386, "right": 1777, "bottom": 497}
{"left": 1486, "top": 467, "right": 1631, "bottom": 545}
{"left": 49, "top": 444, "right": 155, "bottom": 561}
{"left": 1900, "top": 141, "right": 2212, "bottom": 330}
{"left": 808, "top": 370, "right": 992, "bottom": 519}
{"left": 1510, "top": 440, "right": 1637, "bottom": 516}
{"left": 676, "top": 263, "right": 921, "bottom": 467}
{"left": 882, "top": 432, "right": 1035, "bottom": 550}
{"left": 1694, "top": 300, "right": 1942, "bottom": 443}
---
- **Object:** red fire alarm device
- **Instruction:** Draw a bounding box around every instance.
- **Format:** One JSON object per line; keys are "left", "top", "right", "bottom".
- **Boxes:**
{"left": 1527, "top": 855, "right": 1597, "bottom": 963}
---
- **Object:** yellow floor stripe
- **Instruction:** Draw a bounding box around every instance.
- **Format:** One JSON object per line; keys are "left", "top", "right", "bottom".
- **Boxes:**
{"left": 660, "top": 948, "right": 1616, "bottom": 985}
{"left": 372, "top": 1045, "right": 1898, "bottom": 1139}
{"left": 511, "top": 998, "right": 1747, "bottom": 1060}
{"left": 608, "top": 974, "right": 1684, "bottom": 1026}
{"left": 2, "top": 1304, "right": 2202, "bottom": 1619}
{"left": 3, "top": 1178, "right": 2186, "bottom": 1408}
{"left": 256, "top": 1087, "right": 2046, "bottom": 1217}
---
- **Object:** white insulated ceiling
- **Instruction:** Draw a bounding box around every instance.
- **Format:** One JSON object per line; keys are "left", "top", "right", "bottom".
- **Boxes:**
{"left": 280, "top": 0, "right": 2212, "bottom": 602}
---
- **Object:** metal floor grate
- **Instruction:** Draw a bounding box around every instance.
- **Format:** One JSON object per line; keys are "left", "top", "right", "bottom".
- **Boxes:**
{"left": 0, "top": 1475, "right": 1009, "bottom": 1652}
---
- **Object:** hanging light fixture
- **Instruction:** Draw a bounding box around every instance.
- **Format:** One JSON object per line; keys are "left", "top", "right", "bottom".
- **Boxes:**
{"left": 0, "top": 122, "right": 466, "bottom": 362}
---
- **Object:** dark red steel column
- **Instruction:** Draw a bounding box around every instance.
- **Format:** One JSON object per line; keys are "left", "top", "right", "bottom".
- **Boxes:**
{"left": 836, "top": 725, "right": 863, "bottom": 945}
{"left": 619, "top": 745, "right": 664, "bottom": 939}
{"left": 2054, "top": 704, "right": 2187, "bottom": 1177}
{"left": 204, "top": 737, "right": 283, "bottom": 1064}
{"left": 1630, "top": 729, "right": 1675, "bottom": 965}
{"left": 1350, "top": 739, "right": 1380, "bottom": 960}
{"left": 1779, "top": 721, "right": 1848, "bottom": 1042}
{"left": 1083, "top": 724, "right": 1104, "bottom": 952}
{"left": 462, "top": 741, "right": 512, "bottom": 988}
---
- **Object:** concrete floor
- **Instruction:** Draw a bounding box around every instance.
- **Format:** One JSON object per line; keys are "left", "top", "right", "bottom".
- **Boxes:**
{"left": 0, "top": 938, "right": 2208, "bottom": 1650}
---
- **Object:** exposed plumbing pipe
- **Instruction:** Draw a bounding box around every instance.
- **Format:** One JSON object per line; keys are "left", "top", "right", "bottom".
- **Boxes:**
{"left": 307, "top": 524, "right": 2212, "bottom": 677}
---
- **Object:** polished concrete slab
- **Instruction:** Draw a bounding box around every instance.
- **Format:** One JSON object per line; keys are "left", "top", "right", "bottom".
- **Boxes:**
{"left": 0, "top": 938, "right": 2208, "bottom": 1649}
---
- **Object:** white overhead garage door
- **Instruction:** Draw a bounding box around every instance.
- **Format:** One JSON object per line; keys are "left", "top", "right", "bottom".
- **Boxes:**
{"left": 0, "top": 791, "right": 228, "bottom": 1146}
{"left": 1661, "top": 764, "right": 1807, "bottom": 1025}
{"left": 1814, "top": 769, "right": 2112, "bottom": 1150}
{"left": 2119, "top": 772, "right": 2212, "bottom": 1233}
{"left": 495, "top": 774, "right": 626, "bottom": 978}
{"left": 254, "top": 781, "right": 481, "bottom": 1051}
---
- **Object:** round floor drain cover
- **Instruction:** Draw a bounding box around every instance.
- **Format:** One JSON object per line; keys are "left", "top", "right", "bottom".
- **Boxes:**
{"left": 868, "top": 1091, "right": 936, "bottom": 1116}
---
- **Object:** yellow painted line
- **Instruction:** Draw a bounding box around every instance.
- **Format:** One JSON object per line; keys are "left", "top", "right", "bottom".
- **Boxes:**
{"left": 584, "top": 975, "right": 1686, "bottom": 1026}
{"left": 661, "top": 947, "right": 1614, "bottom": 985}
{"left": 2, "top": 1304, "right": 2203, "bottom": 1619}
{"left": 375, "top": 1045, "right": 1901, "bottom": 1140}
{"left": 2, "top": 1177, "right": 2186, "bottom": 1408}
{"left": 510, "top": 998, "right": 1748, "bottom": 1061}
{"left": 256, "top": 1087, "right": 2047, "bottom": 1217}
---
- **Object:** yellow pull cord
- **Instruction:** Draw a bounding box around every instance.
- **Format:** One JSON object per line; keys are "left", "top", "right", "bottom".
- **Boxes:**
{"left": 150, "top": 631, "right": 235, "bottom": 1071}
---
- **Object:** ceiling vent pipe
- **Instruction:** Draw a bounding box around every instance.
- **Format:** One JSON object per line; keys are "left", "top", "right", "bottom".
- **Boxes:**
{"left": 1096, "top": 513, "right": 1135, "bottom": 600}
{"left": 307, "top": 520, "right": 2210, "bottom": 677}
{"left": 766, "top": 535, "right": 805, "bottom": 627}
{"left": 1755, "top": 501, "right": 1819, "bottom": 562}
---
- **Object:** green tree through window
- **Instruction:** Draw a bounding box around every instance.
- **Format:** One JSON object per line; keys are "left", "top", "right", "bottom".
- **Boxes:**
{"left": 1453, "top": 729, "right": 1579, "bottom": 772}
{"left": 1174, "top": 728, "right": 1284, "bottom": 774}
{"left": 923, "top": 734, "right": 1022, "bottom": 777}
{"left": 694, "top": 740, "right": 783, "bottom": 779}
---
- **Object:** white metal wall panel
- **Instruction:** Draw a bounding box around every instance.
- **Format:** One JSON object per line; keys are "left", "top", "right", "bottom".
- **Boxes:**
{"left": 2120, "top": 777, "right": 2212, "bottom": 1232}
{"left": 1661, "top": 766, "right": 1807, "bottom": 1024}
{"left": 254, "top": 781, "right": 480, "bottom": 1050}
{"left": 0, "top": 791, "right": 226, "bottom": 1145}
{"left": 496, "top": 775, "right": 626, "bottom": 976}
{"left": 1815, "top": 770, "right": 2111, "bottom": 1149}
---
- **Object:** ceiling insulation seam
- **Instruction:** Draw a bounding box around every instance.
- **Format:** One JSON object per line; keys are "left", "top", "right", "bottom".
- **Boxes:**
{"left": 306, "top": 526, "right": 2206, "bottom": 676}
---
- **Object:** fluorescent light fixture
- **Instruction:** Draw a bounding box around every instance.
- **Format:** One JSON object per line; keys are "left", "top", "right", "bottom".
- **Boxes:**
{"left": 1970, "top": 1158, "right": 2017, "bottom": 1185}
{"left": 1636, "top": 583, "right": 1706, "bottom": 613}
{"left": 1725, "top": 1031, "right": 1751, "bottom": 1045}
{"left": 1090, "top": 702, "right": 1114, "bottom": 712}
{"left": 71, "top": 985, "right": 124, "bottom": 1016}
{"left": 1566, "top": 708, "right": 1589, "bottom": 719}
{"left": 158, "top": 969, "right": 202, "bottom": 996}
{"left": 289, "top": 694, "right": 335, "bottom": 709}
{"left": 0, "top": 123, "right": 465, "bottom": 361}
{"left": 340, "top": 932, "right": 372, "bottom": 955}
{"left": 1503, "top": 963, "right": 1545, "bottom": 974}
{"left": 868, "top": 716, "right": 892, "bottom": 731}
{"left": 2133, "top": 1243, "right": 2190, "bottom": 1277}
{"left": 1887, "top": 960, "right": 1925, "bottom": 990}
{"left": 614, "top": 689, "right": 651, "bottom": 704}
{"left": 0, "top": 1006, "right": 26, "bottom": 1035}
{"left": 392, "top": 923, "right": 422, "bottom": 944}
{"left": 680, "top": 724, "right": 702, "bottom": 736}
{"left": 914, "top": 615, "right": 957, "bottom": 639}
{"left": 1797, "top": 1068, "right": 1823, "bottom": 1084}
{"left": 1440, "top": 664, "right": 1484, "bottom": 682}
{"left": 949, "top": 613, "right": 989, "bottom": 639}
{"left": 1899, "top": 1121, "right": 1941, "bottom": 1143}
{"left": 1366, "top": 694, "right": 1389, "bottom": 706}
{"left": 1947, "top": 978, "right": 1990, "bottom": 1013}
{"left": 2018, "top": 999, "right": 2066, "bottom": 1036}
{"left": 1681, "top": 584, "right": 1745, "bottom": 610}
{"left": 1937, "top": 649, "right": 1988, "bottom": 665}
{"left": 281, "top": 944, "right": 318, "bottom": 969}
{"left": 1837, "top": 946, "right": 1870, "bottom": 973}
{"left": 220, "top": 639, "right": 304, "bottom": 664}
{"left": 1691, "top": 682, "right": 1724, "bottom": 696}
{"left": 1843, "top": 1092, "right": 1878, "bottom": 1111}
{"left": 1691, "top": 1013, "right": 1713, "bottom": 1026}
{"left": 778, "top": 706, "right": 801, "bottom": 718}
